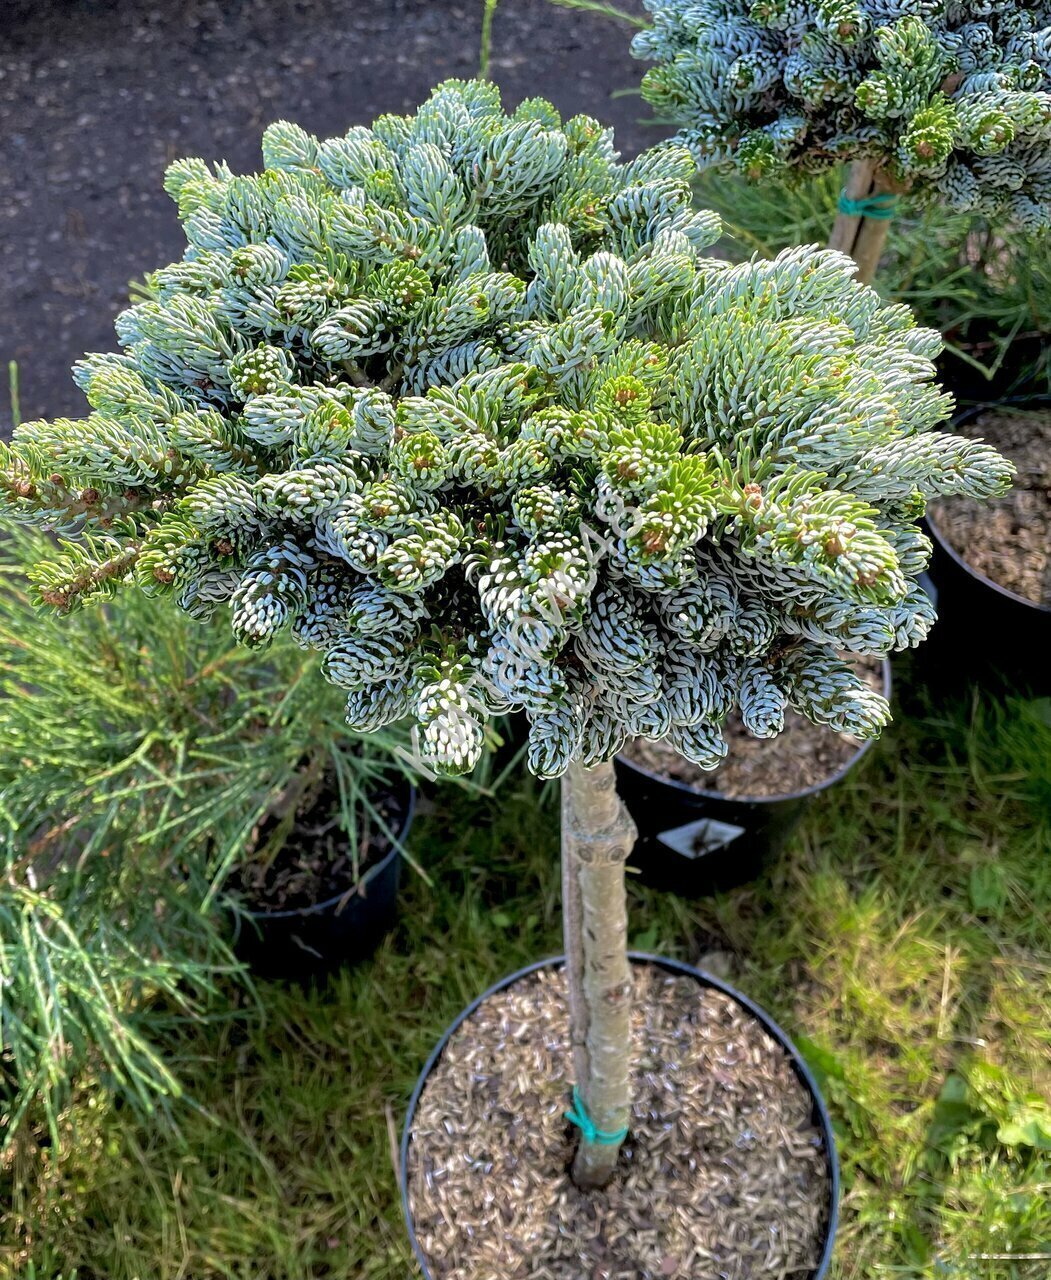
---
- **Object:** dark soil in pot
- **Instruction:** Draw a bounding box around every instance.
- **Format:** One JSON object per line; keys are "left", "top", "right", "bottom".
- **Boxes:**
{"left": 403, "top": 958, "right": 834, "bottom": 1280}
{"left": 929, "top": 407, "right": 1050, "bottom": 609}
{"left": 936, "top": 329, "right": 1048, "bottom": 409}
{"left": 229, "top": 769, "right": 414, "bottom": 979}
{"left": 231, "top": 770, "right": 407, "bottom": 911}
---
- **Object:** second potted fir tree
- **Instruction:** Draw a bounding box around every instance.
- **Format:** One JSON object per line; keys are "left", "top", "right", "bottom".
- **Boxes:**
{"left": 628, "top": 2, "right": 1051, "bottom": 695}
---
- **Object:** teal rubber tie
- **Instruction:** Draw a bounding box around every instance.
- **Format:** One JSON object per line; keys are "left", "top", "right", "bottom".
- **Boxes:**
{"left": 837, "top": 190, "right": 899, "bottom": 220}
{"left": 565, "top": 1086, "right": 628, "bottom": 1146}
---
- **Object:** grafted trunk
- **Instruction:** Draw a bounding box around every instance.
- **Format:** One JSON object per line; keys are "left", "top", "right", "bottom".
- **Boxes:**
{"left": 561, "top": 758, "right": 637, "bottom": 1189}
{"left": 827, "top": 157, "right": 895, "bottom": 285}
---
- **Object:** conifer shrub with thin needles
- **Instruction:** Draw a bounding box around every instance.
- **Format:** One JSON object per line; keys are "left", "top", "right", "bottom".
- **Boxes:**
{"left": 0, "top": 526, "right": 414, "bottom": 1150}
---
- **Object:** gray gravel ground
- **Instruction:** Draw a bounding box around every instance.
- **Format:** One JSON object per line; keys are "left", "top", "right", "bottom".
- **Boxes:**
{"left": 0, "top": 0, "right": 654, "bottom": 434}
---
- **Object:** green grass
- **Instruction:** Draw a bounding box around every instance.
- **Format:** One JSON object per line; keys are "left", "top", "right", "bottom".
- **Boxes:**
{"left": 1, "top": 671, "right": 1049, "bottom": 1279}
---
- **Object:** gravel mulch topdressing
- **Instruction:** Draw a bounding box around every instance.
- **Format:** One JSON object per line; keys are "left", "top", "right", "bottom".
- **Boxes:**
{"left": 930, "top": 408, "right": 1051, "bottom": 607}
{"left": 622, "top": 657, "right": 884, "bottom": 799}
{"left": 406, "top": 964, "right": 830, "bottom": 1280}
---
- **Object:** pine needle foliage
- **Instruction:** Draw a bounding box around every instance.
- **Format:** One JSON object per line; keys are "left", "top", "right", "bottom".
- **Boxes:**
{"left": 0, "top": 79, "right": 1011, "bottom": 782}
{"left": 633, "top": 1, "right": 1051, "bottom": 229}
{"left": 0, "top": 526, "right": 411, "bottom": 1150}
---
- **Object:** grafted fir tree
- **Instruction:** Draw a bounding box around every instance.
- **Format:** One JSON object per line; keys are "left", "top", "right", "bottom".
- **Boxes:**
{"left": 633, "top": 1, "right": 1051, "bottom": 279}
{"left": 0, "top": 79, "right": 1011, "bottom": 1186}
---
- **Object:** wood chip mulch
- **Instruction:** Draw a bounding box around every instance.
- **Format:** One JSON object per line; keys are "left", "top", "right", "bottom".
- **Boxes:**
{"left": 406, "top": 964, "right": 831, "bottom": 1280}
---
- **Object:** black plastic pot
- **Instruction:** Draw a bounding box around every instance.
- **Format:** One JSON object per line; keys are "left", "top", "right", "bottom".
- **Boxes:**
{"left": 400, "top": 952, "right": 839, "bottom": 1280}
{"left": 937, "top": 334, "right": 1048, "bottom": 409}
{"left": 231, "top": 780, "right": 416, "bottom": 981}
{"left": 614, "top": 660, "right": 891, "bottom": 896}
{"left": 920, "top": 398, "right": 1051, "bottom": 693}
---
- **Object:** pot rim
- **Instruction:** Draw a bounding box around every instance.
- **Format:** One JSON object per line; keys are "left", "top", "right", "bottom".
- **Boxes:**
{"left": 615, "top": 658, "right": 892, "bottom": 807}
{"left": 400, "top": 951, "right": 840, "bottom": 1280}
{"left": 238, "top": 776, "right": 417, "bottom": 922}
{"left": 925, "top": 395, "right": 1051, "bottom": 618}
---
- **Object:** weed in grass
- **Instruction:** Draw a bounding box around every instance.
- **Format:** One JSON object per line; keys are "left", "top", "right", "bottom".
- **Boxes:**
{"left": 548, "top": 0, "right": 646, "bottom": 26}
{"left": 6, "top": 362, "right": 20, "bottom": 432}
{"left": 477, "top": 0, "right": 500, "bottom": 80}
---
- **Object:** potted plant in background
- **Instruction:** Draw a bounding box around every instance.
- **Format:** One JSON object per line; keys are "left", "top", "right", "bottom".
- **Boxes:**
{"left": 0, "top": 524, "right": 418, "bottom": 997}
{"left": 614, "top": 651, "right": 891, "bottom": 893}
{"left": 627, "top": 0, "right": 1051, "bottom": 687}
{"left": 0, "top": 77, "right": 1011, "bottom": 1273}
{"left": 631, "top": 0, "right": 1051, "bottom": 283}
{"left": 922, "top": 397, "right": 1050, "bottom": 691}
{"left": 0, "top": 528, "right": 419, "bottom": 986}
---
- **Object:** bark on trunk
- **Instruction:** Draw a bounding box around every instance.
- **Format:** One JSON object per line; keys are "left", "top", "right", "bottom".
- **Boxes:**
{"left": 561, "top": 758, "right": 638, "bottom": 1189}
{"left": 827, "top": 157, "right": 894, "bottom": 285}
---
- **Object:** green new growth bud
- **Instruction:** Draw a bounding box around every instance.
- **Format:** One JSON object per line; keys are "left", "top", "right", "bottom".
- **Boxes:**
{"left": 389, "top": 430, "right": 449, "bottom": 492}
{"left": 816, "top": 0, "right": 867, "bottom": 45}
{"left": 228, "top": 244, "right": 289, "bottom": 288}
{"left": 415, "top": 658, "right": 486, "bottom": 776}
{"left": 736, "top": 132, "right": 779, "bottom": 181}
{"left": 511, "top": 485, "right": 579, "bottom": 537}
{"left": 229, "top": 345, "right": 297, "bottom": 399}
{"left": 273, "top": 272, "right": 343, "bottom": 327}
{"left": 376, "top": 511, "right": 464, "bottom": 591}
{"left": 897, "top": 99, "right": 957, "bottom": 177}
{"left": 955, "top": 97, "right": 1017, "bottom": 156}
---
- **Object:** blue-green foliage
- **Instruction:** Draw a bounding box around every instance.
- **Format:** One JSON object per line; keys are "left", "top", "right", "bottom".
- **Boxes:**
{"left": 634, "top": 1, "right": 1051, "bottom": 229}
{"left": 0, "top": 80, "right": 1011, "bottom": 779}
